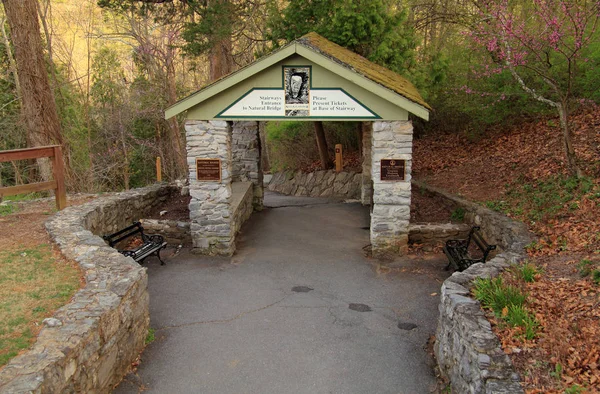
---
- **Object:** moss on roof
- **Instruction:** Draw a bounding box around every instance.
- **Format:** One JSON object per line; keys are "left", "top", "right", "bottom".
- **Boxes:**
{"left": 297, "top": 32, "right": 431, "bottom": 110}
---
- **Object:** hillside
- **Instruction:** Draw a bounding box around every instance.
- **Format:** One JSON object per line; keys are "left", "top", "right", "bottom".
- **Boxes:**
{"left": 414, "top": 105, "right": 600, "bottom": 393}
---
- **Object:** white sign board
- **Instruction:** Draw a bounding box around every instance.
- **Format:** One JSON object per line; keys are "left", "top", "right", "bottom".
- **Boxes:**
{"left": 309, "top": 90, "right": 376, "bottom": 117}
{"left": 218, "top": 88, "right": 377, "bottom": 118}
{"left": 220, "top": 89, "right": 285, "bottom": 117}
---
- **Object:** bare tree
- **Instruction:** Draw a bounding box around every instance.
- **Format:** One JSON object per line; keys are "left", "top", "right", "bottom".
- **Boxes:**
{"left": 1, "top": 0, "right": 64, "bottom": 181}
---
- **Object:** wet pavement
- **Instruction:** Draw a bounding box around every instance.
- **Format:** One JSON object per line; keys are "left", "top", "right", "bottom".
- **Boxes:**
{"left": 114, "top": 192, "right": 448, "bottom": 394}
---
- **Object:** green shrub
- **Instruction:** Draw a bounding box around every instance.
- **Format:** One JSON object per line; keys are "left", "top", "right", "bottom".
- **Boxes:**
{"left": 592, "top": 269, "right": 600, "bottom": 285}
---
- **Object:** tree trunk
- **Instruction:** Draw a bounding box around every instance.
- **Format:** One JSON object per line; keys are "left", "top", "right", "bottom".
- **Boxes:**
{"left": 208, "top": 0, "right": 235, "bottom": 81}
{"left": 165, "top": 58, "right": 187, "bottom": 180}
{"left": 556, "top": 102, "right": 582, "bottom": 177}
{"left": 2, "top": 0, "right": 64, "bottom": 182}
{"left": 259, "top": 121, "right": 270, "bottom": 173}
{"left": 314, "top": 121, "right": 332, "bottom": 170}
{"left": 356, "top": 122, "right": 363, "bottom": 157}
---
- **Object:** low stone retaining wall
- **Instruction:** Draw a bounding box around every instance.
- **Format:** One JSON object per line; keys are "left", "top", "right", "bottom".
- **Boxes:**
{"left": 141, "top": 219, "right": 192, "bottom": 246}
{"left": 408, "top": 223, "right": 471, "bottom": 245}
{"left": 0, "top": 184, "right": 175, "bottom": 393}
{"left": 268, "top": 170, "right": 361, "bottom": 199}
{"left": 232, "top": 181, "right": 254, "bottom": 235}
{"left": 414, "top": 181, "right": 533, "bottom": 394}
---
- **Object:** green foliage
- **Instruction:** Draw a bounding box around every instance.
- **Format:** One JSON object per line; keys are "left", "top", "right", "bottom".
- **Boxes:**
{"left": 265, "top": 121, "right": 359, "bottom": 171}
{"left": 504, "top": 305, "right": 539, "bottom": 340}
{"left": 494, "top": 175, "right": 597, "bottom": 222}
{"left": 550, "top": 363, "right": 563, "bottom": 380}
{"left": 0, "top": 204, "right": 16, "bottom": 216}
{"left": 181, "top": 1, "right": 235, "bottom": 56}
{"left": 592, "top": 270, "right": 600, "bottom": 285}
{"left": 517, "top": 263, "right": 539, "bottom": 283}
{"left": 473, "top": 277, "right": 526, "bottom": 317}
{"left": 484, "top": 200, "right": 510, "bottom": 213}
{"left": 145, "top": 328, "right": 156, "bottom": 344}
{"left": 450, "top": 207, "right": 465, "bottom": 222}
{"left": 577, "top": 259, "right": 595, "bottom": 277}
{"left": 473, "top": 277, "right": 539, "bottom": 339}
{"left": 564, "top": 384, "right": 585, "bottom": 394}
{"left": 266, "top": 0, "right": 418, "bottom": 76}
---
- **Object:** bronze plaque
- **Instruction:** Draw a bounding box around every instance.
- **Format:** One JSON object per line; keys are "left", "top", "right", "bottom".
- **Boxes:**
{"left": 196, "top": 158, "right": 221, "bottom": 181}
{"left": 380, "top": 159, "right": 405, "bottom": 181}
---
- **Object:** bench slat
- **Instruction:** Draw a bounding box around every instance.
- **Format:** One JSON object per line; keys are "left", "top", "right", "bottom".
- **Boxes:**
{"left": 103, "top": 222, "right": 167, "bottom": 265}
{"left": 444, "top": 226, "right": 496, "bottom": 272}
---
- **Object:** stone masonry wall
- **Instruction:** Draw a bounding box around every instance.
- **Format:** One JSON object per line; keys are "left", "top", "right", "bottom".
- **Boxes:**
{"left": 370, "top": 120, "right": 413, "bottom": 256}
{"left": 231, "top": 182, "right": 254, "bottom": 236}
{"left": 268, "top": 170, "right": 361, "bottom": 199}
{"left": 408, "top": 223, "right": 471, "bottom": 246}
{"left": 416, "top": 181, "right": 534, "bottom": 393}
{"left": 361, "top": 122, "right": 373, "bottom": 205}
{"left": 186, "top": 120, "right": 235, "bottom": 256}
{"left": 140, "top": 219, "right": 192, "bottom": 246}
{"left": 0, "top": 184, "right": 173, "bottom": 394}
{"left": 232, "top": 121, "right": 263, "bottom": 210}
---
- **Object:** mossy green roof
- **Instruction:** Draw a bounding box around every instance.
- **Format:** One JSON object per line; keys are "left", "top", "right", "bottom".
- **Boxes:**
{"left": 297, "top": 33, "right": 430, "bottom": 110}
{"left": 165, "top": 32, "right": 430, "bottom": 119}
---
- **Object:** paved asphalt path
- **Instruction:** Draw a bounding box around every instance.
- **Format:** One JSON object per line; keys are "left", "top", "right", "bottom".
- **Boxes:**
{"left": 114, "top": 192, "right": 448, "bottom": 394}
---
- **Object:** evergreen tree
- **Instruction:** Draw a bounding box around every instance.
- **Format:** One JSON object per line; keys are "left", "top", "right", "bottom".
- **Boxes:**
{"left": 266, "top": 0, "right": 417, "bottom": 75}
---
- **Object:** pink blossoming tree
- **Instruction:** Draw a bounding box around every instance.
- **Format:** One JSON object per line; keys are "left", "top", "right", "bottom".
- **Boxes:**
{"left": 470, "top": 0, "right": 600, "bottom": 176}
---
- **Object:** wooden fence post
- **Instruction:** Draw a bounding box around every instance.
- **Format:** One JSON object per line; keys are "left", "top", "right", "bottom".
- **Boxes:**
{"left": 335, "top": 144, "right": 343, "bottom": 173}
{"left": 156, "top": 157, "right": 162, "bottom": 182}
{"left": 52, "top": 145, "right": 67, "bottom": 210}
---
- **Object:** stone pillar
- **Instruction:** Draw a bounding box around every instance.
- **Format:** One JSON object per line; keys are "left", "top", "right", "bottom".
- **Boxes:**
{"left": 370, "top": 120, "right": 413, "bottom": 256}
{"left": 231, "top": 121, "right": 264, "bottom": 210}
{"left": 186, "top": 120, "right": 235, "bottom": 256}
{"left": 361, "top": 122, "right": 373, "bottom": 205}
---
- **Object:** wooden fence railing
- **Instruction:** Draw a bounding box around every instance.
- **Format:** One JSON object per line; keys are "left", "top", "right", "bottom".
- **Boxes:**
{"left": 0, "top": 145, "right": 67, "bottom": 210}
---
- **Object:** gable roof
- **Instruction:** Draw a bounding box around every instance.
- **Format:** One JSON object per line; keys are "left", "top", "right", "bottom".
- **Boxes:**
{"left": 165, "top": 32, "right": 430, "bottom": 120}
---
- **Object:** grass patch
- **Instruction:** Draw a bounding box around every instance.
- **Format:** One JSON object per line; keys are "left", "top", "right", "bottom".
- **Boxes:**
{"left": 473, "top": 277, "right": 526, "bottom": 317}
{"left": 592, "top": 270, "right": 600, "bottom": 285}
{"left": 0, "top": 204, "right": 17, "bottom": 216}
{"left": 493, "top": 175, "right": 597, "bottom": 222}
{"left": 577, "top": 259, "right": 595, "bottom": 277}
{"left": 0, "top": 244, "right": 80, "bottom": 367}
{"left": 517, "top": 262, "right": 540, "bottom": 283}
{"left": 145, "top": 328, "right": 156, "bottom": 344}
{"left": 473, "top": 277, "right": 539, "bottom": 338}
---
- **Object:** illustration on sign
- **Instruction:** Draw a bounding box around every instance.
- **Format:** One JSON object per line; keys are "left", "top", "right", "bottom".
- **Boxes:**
{"left": 216, "top": 65, "right": 380, "bottom": 119}
{"left": 284, "top": 67, "right": 310, "bottom": 118}
{"left": 380, "top": 159, "right": 406, "bottom": 181}
{"left": 196, "top": 158, "right": 221, "bottom": 182}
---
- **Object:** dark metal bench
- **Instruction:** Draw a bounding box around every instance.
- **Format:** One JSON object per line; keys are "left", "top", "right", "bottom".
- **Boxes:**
{"left": 103, "top": 222, "right": 167, "bottom": 265}
{"left": 443, "top": 226, "right": 496, "bottom": 271}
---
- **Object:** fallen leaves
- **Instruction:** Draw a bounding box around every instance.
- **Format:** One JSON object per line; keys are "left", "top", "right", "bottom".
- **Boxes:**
{"left": 415, "top": 104, "right": 600, "bottom": 393}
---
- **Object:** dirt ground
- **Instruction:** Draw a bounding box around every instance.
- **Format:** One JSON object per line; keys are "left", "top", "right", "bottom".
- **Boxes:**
{"left": 144, "top": 188, "right": 455, "bottom": 224}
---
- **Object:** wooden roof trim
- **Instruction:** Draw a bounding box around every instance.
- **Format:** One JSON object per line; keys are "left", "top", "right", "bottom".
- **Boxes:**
{"left": 165, "top": 44, "right": 297, "bottom": 119}
{"left": 295, "top": 46, "right": 430, "bottom": 120}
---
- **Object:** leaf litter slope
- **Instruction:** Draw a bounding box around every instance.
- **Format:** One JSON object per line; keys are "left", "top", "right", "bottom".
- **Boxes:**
{"left": 414, "top": 104, "right": 600, "bottom": 393}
